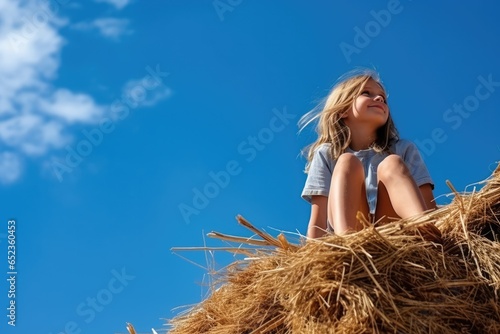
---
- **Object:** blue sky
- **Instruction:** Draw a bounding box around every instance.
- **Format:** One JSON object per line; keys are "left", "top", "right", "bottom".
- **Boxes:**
{"left": 1, "top": 0, "right": 499, "bottom": 333}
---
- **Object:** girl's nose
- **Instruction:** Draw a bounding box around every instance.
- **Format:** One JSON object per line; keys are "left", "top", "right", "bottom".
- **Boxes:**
{"left": 373, "top": 95, "right": 385, "bottom": 102}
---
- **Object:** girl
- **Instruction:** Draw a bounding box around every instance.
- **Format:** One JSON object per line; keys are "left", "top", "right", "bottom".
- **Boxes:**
{"left": 300, "top": 69, "right": 437, "bottom": 238}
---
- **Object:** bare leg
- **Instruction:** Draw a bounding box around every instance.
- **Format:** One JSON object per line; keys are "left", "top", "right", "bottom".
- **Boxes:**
{"left": 374, "top": 181, "right": 399, "bottom": 225}
{"left": 374, "top": 155, "right": 426, "bottom": 222}
{"left": 375, "top": 155, "right": 441, "bottom": 242}
{"left": 328, "top": 153, "right": 370, "bottom": 235}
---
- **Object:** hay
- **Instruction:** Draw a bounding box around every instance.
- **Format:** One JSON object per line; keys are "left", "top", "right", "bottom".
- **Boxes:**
{"left": 168, "top": 165, "right": 500, "bottom": 333}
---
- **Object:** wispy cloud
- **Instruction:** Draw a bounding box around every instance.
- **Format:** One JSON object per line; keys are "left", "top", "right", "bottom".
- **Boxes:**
{"left": 72, "top": 17, "right": 132, "bottom": 40}
{"left": 39, "top": 89, "right": 105, "bottom": 123}
{"left": 93, "top": 17, "right": 132, "bottom": 39}
{"left": 0, "top": 152, "right": 22, "bottom": 184}
{"left": 0, "top": 114, "right": 70, "bottom": 156}
{"left": 122, "top": 79, "right": 172, "bottom": 108}
{"left": 94, "top": 0, "right": 131, "bottom": 10}
{"left": 0, "top": 1, "right": 105, "bottom": 183}
{"left": 0, "top": 1, "right": 168, "bottom": 184}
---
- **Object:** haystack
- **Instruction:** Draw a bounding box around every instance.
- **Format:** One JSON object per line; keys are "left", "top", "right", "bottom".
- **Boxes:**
{"left": 166, "top": 164, "right": 500, "bottom": 333}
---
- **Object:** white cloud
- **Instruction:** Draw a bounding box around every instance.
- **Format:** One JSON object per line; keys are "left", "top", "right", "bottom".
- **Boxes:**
{"left": 0, "top": 1, "right": 170, "bottom": 184}
{"left": 0, "top": 114, "right": 70, "bottom": 156}
{"left": 94, "top": 0, "right": 131, "bottom": 10}
{"left": 122, "top": 79, "right": 172, "bottom": 108}
{"left": 0, "top": 152, "right": 22, "bottom": 184}
{"left": 72, "top": 17, "right": 132, "bottom": 40}
{"left": 93, "top": 17, "right": 132, "bottom": 39}
{"left": 39, "top": 89, "right": 105, "bottom": 123}
{"left": 0, "top": 1, "right": 106, "bottom": 183}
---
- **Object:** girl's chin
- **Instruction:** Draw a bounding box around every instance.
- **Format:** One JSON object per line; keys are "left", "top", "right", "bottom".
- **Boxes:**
{"left": 369, "top": 114, "right": 388, "bottom": 125}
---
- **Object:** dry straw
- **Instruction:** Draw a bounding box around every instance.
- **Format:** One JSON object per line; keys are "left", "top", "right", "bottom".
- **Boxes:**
{"left": 161, "top": 164, "right": 500, "bottom": 333}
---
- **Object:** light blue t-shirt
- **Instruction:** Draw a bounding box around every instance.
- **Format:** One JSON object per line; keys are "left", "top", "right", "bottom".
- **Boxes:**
{"left": 301, "top": 139, "right": 433, "bottom": 214}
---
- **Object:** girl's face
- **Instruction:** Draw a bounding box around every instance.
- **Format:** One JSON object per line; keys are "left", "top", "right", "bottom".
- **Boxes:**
{"left": 344, "top": 78, "right": 389, "bottom": 130}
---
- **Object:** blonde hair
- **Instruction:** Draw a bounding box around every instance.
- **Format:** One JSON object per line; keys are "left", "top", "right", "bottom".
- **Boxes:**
{"left": 299, "top": 69, "right": 399, "bottom": 172}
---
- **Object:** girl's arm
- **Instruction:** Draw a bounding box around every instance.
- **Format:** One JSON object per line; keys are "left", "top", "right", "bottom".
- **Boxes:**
{"left": 419, "top": 183, "right": 437, "bottom": 210}
{"left": 306, "top": 195, "right": 328, "bottom": 238}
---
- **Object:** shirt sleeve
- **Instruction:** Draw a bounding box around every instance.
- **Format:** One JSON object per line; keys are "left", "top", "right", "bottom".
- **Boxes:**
{"left": 301, "top": 145, "right": 334, "bottom": 203}
{"left": 401, "top": 141, "right": 434, "bottom": 189}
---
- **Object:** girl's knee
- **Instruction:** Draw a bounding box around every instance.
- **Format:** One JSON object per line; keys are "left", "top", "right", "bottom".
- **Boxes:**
{"left": 377, "top": 155, "right": 409, "bottom": 180}
{"left": 336, "top": 153, "right": 364, "bottom": 175}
